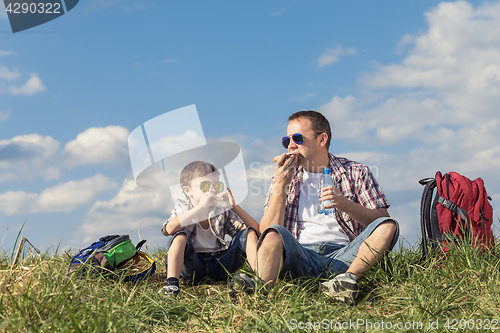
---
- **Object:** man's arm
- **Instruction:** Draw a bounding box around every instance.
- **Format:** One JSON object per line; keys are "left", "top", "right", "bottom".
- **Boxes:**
{"left": 321, "top": 186, "right": 390, "bottom": 227}
{"left": 259, "top": 154, "right": 298, "bottom": 233}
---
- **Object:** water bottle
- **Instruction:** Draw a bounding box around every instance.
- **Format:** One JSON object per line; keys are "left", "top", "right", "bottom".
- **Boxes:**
{"left": 317, "top": 167, "right": 334, "bottom": 215}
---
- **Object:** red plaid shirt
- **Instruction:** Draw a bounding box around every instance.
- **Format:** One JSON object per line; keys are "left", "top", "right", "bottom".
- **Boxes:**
{"left": 263, "top": 153, "right": 390, "bottom": 242}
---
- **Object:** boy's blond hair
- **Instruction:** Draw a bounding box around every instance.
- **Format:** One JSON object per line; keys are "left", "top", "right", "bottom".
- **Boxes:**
{"left": 180, "top": 161, "right": 219, "bottom": 188}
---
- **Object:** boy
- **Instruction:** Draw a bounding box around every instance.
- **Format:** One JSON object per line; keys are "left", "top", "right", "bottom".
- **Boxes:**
{"left": 159, "top": 161, "right": 259, "bottom": 297}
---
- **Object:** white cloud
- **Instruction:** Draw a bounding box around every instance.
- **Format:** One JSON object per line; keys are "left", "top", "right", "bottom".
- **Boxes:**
{"left": 148, "top": 130, "right": 205, "bottom": 160}
{"left": 292, "top": 92, "right": 319, "bottom": 102}
{"left": 8, "top": 74, "right": 47, "bottom": 96}
{"left": 321, "top": 1, "right": 500, "bottom": 147}
{"left": 317, "top": 45, "right": 357, "bottom": 68}
{"left": 0, "top": 108, "right": 10, "bottom": 122}
{"left": 319, "top": 95, "right": 356, "bottom": 123}
{"left": 61, "top": 126, "right": 130, "bottom": 168}
{"left": 270, "top": 7, "right": 286, "bottom": 16}
{"left": 0, "top": 134, "right": 61, "bottom": 181}
{"left": 0, "top": 51, "right": 15, "bottom": 57}
{"left": 0, "top": 174, "right": 118, "bottom": 215}
{"left": 76, "top": 177, "right": 171, "bottom": 244}
{"left": 0, "top": 126, "right": 131, "bottom": 182}
{"left": 0, "top": 66, "right": 20, "bottom": 81}
{"left": 0, "top": 134, "right": 59, "bottom": 161}
{"left": 359, "top": 1, "right": 500, "bottom": 121}
{"left": 37, "top": 174, "right": 118, "bottom": 212}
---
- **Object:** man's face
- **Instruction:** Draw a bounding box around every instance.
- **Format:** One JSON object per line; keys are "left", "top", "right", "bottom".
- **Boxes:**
{"left": 286, "top": 118, "right": 324, "bottom": 167}
{"left": 183, "top": 172, "right": 220, "bottom": 207}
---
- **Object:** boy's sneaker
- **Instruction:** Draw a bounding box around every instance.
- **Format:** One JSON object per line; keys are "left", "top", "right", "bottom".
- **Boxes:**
{"left": 320, "top": 272, "right": 359, "bottom": 305}
{"left": 157, "top": 284, "right": 180, "bottom": 298}
{"left": 228, "top": 273, "right": 259, "bottom": 298}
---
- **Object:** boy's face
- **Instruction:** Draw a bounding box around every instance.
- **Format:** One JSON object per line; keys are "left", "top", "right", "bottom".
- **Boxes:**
{"left": 183, "top": 172, "right": 222, "bottom": 207}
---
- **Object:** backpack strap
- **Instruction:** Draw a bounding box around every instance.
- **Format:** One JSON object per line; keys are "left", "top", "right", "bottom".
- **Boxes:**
{"left": 437, "top": 196, "right": 467, "bottom": 222}
{"left": 136, "top": 239, "right": 147, "bottom": 251}
{"left": 419, "top": 177, "right": 436, "bottom": 259}
{"left": 125, "top": 251, "right": 156, "bottom": 283}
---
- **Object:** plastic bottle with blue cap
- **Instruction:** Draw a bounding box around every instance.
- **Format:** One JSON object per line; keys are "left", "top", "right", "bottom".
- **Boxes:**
{"left": 317, "top": 167, "right": 334, "bottom": 215}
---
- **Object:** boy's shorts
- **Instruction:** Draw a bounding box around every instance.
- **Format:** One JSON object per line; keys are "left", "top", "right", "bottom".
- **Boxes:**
{"left": 259, "top": 217, "right": 399, "bottom": 279}
{"left": 164, "top": 228, "right": 253, "bottom": 285}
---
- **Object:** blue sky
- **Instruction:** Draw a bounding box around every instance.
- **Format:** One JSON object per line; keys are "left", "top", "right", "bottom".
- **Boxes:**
{"left": 0, "top": 0, "right": 498, "bottom": 253}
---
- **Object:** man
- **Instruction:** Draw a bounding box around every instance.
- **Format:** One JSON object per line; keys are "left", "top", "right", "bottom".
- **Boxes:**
{"left": 241, "top": 110, "right": 399, "bottom": 304}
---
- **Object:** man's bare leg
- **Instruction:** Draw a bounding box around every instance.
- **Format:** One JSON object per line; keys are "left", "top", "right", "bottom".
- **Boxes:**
{"left": 346, "top": 220, "right": 397, "bottom": 279}
{"left": 245, "top": 228, "right": 259, "bottom": 271}
{"left": 256, "top": 229, "right": 284, "bottom": 287}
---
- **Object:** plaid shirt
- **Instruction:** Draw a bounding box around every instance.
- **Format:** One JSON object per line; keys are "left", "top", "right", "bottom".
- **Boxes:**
{"left": 263, "top": 153, "right": 389, "bottom": 242}
{"left": 161, "top": 199, "right": 245, "bottom": 252}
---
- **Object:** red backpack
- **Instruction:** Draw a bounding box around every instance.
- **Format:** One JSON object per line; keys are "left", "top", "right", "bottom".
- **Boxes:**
{"left": 419, "top": 171, "right": 494, "bottom": 257}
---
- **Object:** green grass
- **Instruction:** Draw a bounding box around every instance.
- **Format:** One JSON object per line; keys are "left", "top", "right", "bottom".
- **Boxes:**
{"left": 1, "top": 237, "right": 500, "bottom": 332}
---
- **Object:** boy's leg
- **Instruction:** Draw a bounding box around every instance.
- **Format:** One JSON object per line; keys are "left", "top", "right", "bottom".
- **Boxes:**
{"left": 167, "top": 233, "right": 187, "bottom": 279}
{"left": 160, "top": 232, "right": 188, "bottom": 297}
{"left": 163, "top": 231, "right": 207, "bottom": 285}
{"left": 210, "top": 228, "right": 257, "bottom": 281}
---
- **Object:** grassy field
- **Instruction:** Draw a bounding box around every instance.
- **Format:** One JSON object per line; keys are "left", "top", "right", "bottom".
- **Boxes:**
{"left": 1, "top": 235, "right": 500, "bottom": 332}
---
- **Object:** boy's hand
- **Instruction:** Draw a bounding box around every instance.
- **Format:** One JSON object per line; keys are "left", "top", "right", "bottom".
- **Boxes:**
{"left": 198, "top": 192, "right": 217, "bottom": 208}
{"left": 226, "top": 188, "right": 237, "bottom": 209}
{"left": 217, "top": 188, "right": 234, "bottom": 209}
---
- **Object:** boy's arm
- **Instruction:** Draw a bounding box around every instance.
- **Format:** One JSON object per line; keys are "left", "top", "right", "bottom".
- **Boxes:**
{"left": 226, "top": 188, "right": 260, "bottom": 234}
{"left": 231, "top": 205, "right": 260, "bottom": 235}
{"left": 164, "top": 192, "right": 219, "bottom": 235}
{"left": 164, "top": 205, "right": 203, "bottom": 235}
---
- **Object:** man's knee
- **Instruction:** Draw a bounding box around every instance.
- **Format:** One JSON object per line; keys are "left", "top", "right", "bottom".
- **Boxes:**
{"left": 259, "top": 228, "right": 284, "bottom": 251}
{"left": 368, "top": 219, "right": 398, "bottom": 247}
{"left": 261, "top": 228, "right": 283, "bottom": 243}
{"left": 376, "top": 220, "right": 397, "bottom": 236}
{"left": 246, "top": 228, "right": 258, "bottom": 241}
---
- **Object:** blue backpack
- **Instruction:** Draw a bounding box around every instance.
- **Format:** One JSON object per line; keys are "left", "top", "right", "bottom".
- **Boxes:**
{"left": 68, "top": 235, "right": 155, "bottom": 283}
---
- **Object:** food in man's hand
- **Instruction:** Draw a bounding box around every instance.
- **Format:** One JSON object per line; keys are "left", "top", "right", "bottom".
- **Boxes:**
{"left": 272, "top": 153, "right": 299, "bottom": 162}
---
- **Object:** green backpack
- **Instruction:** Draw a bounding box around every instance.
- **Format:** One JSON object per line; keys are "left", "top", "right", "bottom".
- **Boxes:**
{"left": 68, "top": 235, "right": 155, "bottom": 282}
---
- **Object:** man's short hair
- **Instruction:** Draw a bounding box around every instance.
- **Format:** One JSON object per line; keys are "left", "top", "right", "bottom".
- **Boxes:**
{"left": 180, "top": 161, "right": 219, "bottom": 187}
{"left": 288, "top": 110, "right": 331, "bottom": 150}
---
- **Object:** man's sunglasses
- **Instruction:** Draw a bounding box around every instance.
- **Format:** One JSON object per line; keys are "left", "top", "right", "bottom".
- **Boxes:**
{"left": 197, "top": 181, "right": 225, "bottom": 193}
{"left": 282, "top": 132, "right": 323, "bottom": 149}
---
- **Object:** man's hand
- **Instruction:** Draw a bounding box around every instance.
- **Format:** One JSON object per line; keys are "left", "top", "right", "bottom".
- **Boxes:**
{"left": 320, "top": 186, "right": 348, "bottom": 211}
{"left": 320, "top": 185, "right": 391, "bottom": 227}
{"left": 274, "top": 153, "right": 298, "bottom": 188}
